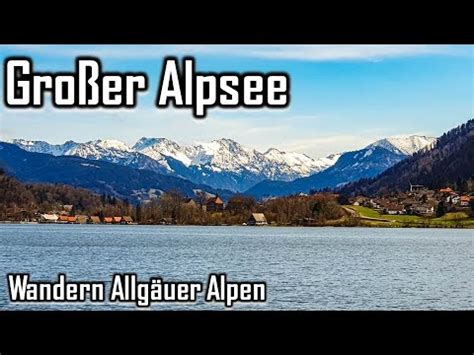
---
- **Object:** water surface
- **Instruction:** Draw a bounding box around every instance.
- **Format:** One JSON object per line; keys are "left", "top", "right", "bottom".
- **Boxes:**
{"left": 0, "top": 225, "right": 472, "bottom": 310}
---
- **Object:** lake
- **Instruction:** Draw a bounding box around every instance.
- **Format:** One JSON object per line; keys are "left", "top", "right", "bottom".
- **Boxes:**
{"left": 0, "top": 224, "right": 472, "bottom": 310}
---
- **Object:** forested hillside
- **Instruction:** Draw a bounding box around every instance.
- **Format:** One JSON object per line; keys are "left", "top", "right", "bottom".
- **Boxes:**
{"left": 339, "top": 119, "right": 474, "bottom": 196}
{"left": 0, "top": 168, "right": 132, "bottom": 219}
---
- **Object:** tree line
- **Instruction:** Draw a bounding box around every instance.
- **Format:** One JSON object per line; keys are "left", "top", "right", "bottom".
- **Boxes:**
{"left": 1, "top": 167, "right": 348, "bottom": 225}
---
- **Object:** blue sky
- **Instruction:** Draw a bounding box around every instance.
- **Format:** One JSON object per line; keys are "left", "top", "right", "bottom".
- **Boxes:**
{"left": 0, "top": 45, "right": 472, "bottom": 157}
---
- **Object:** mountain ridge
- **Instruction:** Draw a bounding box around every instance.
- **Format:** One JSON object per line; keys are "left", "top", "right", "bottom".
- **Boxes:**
{"left": 9, "top": 137, "right": 340, "bottom": 192}
{"left": 0, "top": 142, "right": 233, "bottom": 203}
{"left": 338, "top": 120, "right": 474, "bottom": 196}
{"left": 7, "top": 134, "right": 436, "bottom": 195}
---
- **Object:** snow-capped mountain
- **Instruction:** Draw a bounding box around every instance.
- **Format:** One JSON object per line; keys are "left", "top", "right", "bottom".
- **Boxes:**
{"left": 133, "top": 137, "right": 338, "bottom": 190}
{"left": 8, "top": 134, "right": 435, "bottom": 194}
{"left": 135, "top": 137, "right": 336, "bottom": 177}
{"left": 367, "top": 135, "right": 437, "bottom": 156}
{"left": 245, "top": 135, "right": 437, "bottom": 198}
{"left": 133, "top": 137, "right": 196, "bottom": 167}
{"left": 8, "top": 137, "right": 338, "bottom": 192}
{"left": 9, "top": 139, "right": 78, "bottom": 156}
{"left": 263, "top": 148, "right": 341, "bottom": 179}
{"left": 11, "top": 138, "right": 178, "bottom": 176}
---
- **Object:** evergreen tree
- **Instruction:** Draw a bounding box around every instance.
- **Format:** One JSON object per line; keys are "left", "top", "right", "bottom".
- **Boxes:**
{"left": 436, "top": 201, "right": 446, "bottom": 217}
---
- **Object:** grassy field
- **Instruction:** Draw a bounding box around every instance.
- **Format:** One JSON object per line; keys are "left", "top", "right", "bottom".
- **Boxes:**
{"left": 345, "top": 205, "right": 474, "bottom": 228}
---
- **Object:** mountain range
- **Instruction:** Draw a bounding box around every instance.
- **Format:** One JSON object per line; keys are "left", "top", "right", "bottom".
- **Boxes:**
{"left": 245, "top": 136, "right": 436, "bottom": 198}
{"left": 339, "top": 119, "right": 474, "bottom": 196}
{"left": 0, "top": 142, "right": 233, "bottom": 203}
{"left": 4, "top": 134, "right": 436, "bottom": 199}
{"left": 10, "top": 137, "right": 341, "bottom": 192}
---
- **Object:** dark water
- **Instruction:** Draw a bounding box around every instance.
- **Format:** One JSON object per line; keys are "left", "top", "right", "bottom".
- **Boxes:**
{"left": 0, "top": 224, "right": 472, "bottom": 310}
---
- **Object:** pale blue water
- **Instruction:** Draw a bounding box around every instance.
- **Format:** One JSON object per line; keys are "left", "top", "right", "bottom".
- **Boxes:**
{"left": 0, "top": 224, "right": 472, "bottom": 310}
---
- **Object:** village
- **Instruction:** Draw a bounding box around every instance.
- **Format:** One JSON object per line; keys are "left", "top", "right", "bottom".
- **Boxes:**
{"left": 1, "top": 184, "right": 473, "bottom": 228}
{"left": 1, "top": 195, "right": 270, "bottom": 227}
{"left": 348, "top": 184, "right": 473, "bottom": 217}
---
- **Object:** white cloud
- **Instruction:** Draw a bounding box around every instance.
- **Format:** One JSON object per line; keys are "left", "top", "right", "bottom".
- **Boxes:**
{"left": 0, "top": 45, "right": 461, "bottom": 61}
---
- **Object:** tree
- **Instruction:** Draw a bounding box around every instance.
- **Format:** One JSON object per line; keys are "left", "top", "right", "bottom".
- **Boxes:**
{"left": 226, "top": 195, "right": 256, "bottom": 215}
{"left": 135, "top": 203, "right": 142, "bottom": 223}
{"left": 159, "top": 190, "right": 183, "bottom": 220}
{"left": 420, "top": 194, "right": 428, "bottom": 203}
{"left": 436, "top": 201, "right": 446, "bottom": 217}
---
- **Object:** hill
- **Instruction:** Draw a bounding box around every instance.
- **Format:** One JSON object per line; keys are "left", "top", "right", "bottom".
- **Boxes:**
{"left": 339, "top": 119, "right": 474, "bottom": 196}
{"left": 0, "top": 168, "right": 131, "bottom": 219}
{"left": 0, "top": 142, "right": 232, "bottom": 203}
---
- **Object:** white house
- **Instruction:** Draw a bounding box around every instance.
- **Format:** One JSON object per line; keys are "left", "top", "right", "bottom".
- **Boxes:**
{"left": 40, "top": 213, "right": 59, "bottom": 223}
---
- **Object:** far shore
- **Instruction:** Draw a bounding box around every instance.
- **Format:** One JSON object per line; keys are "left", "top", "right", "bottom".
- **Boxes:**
{"left": 1, "top": 221, "right": 472, "bottom": 229}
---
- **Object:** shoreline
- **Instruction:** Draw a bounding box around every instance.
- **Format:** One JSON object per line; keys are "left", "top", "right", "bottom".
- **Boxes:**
{"left": 0, "top": 221, "right": 472, "bottom": 229}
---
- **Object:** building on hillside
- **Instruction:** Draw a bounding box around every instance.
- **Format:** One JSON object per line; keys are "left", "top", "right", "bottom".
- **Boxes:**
{"left": 247, "top": 213, "right": 268, "bottom": 226}
{"left": 67, "top": 216, "right": 77, "bottom": 223}
{"left": 202, "top": 196, "right": 224, "bottom": 212}
{"left": 121, "top": 216, "right": 134, "bottom": 224}
{"left": 40, "top": 214, "right": 59, "bottom": 223}
{"left": 351, "top": 196, "right": 366, "bottom": 206}
{"left": 382, "top": 204, "right": 405, "bottom": 215}
{"left": 89, "top": 216, "right": 101, "bottom": 224}
{"left": 62, "top": 205, "right": 74, "bottom": 212}
{"left": 104, "top": 217, "right": 113, "bottom": 224}
{"left": 410, "top": 183, "right": 426, "bottom": 192}
{"left": 439, "top": 187, "right": 454, "bottom": 194}
{"left": 367, "top": 199, "right": 382, "bottom": 209}
{"left": 113, "top": 217, "right": 122, "bottom": 224}
{"left": 413, "top": 205, "right": 435, "bottom": 216}
{"left": 459, "top": 195, "right": 471, "bottom": 207}
{"left": 446, "top": 194, "right": 460, "bottom": 204}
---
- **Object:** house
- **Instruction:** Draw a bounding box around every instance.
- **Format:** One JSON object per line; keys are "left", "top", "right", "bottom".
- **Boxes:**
{"left": 446, "top": 194, "right": 460, "bottom": 204}
{"left": 202, "top": 196, "right": 224, "bottom": 212}
{"left": 247, "top": 213, "right": 268, "bottom": 226}
{"left": 76, "top": 215, "right": 89, "bottom": 224}
{"left": 413, "top": 205, "right": 435, "bottom": 216}
{"left": 113, "top": 216, "right": 122, "bottom": 224}
{"left": 121, "top": 216, "right": 134, "bottom": 224}
{"left": 67, "top": 216, "right": 77, "bottom": 223}
{"left": 410, "top": 184, "right": 426, "bottom": 192}
{"left": 89, "top": 216, "right": 101, "bottom": 224}
{"left": 383, "top": 204, "right": 405, "bottom": 215}
{"left": 367, "top": 199, "right": 382, "bottom": 209}
{"left": 459, "top": 196, "right": 471, "bottom": 207}
{"left": 104, "top": 217, "right": 113, "bottom": 224}
{"left": 40, "top": 213, "right": 58, "bottom": 223}
{"left": 58, "top": 215, "right": 70, "bottom": 223}
{"left": 62, "top": 205, "right": 74, "bottom": 212}
{"left": 439, "top": 187, "right": 454, "bottom": 194}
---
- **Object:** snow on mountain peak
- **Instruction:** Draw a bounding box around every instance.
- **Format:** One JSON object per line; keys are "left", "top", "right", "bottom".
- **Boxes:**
{"left": 367, "top": 135, "right": 437, "bottom": 155}
{"left": 134, "top": 137, "right": 193, "bottom": 166}
{"left": 10, "top": 139, "right": 78, "bottom": 156}
{"left": 9, "top": 136, "right": 344, "bottom": 189}
{"left": 92, "top": 139, "right": 132, "bottom": 151}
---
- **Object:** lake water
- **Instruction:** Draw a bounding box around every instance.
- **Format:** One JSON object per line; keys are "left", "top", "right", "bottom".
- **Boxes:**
{"left": 0, "top": 225, "right": 472, "bottom": 310}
